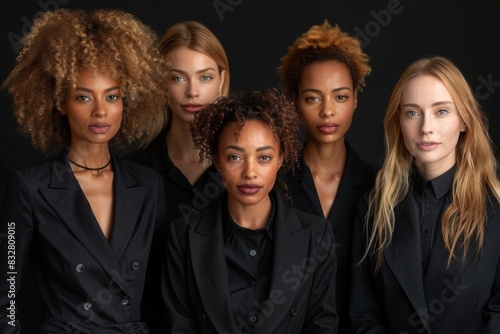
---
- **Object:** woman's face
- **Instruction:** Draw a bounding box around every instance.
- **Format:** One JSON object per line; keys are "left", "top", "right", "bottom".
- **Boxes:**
{"left": 214, "top": 119, "right": 283, "bottom": 208}
{"left": 166, "top": 46, "right": 226, "bottom": 124}
{"left": 399, "top": 75, "right": 466, "bottom": 180}
{"left": 61, "top": 67, "right": 123, "bottom": 149}
{"left": 296, "top": 60, "right": 357, "bottom": 146}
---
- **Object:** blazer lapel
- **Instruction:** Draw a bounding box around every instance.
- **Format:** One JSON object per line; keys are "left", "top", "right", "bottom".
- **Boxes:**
{"left": 384, "top": 195, "right": 430, "bottom": 331}
{"left": 39, "top": 153, "right": 119, "bottom": 275}
{"left": 108, "top": 156, "right": 150, "bottom": 260}
{"left": 189, "top": 198, "right": 237, "bottom": 333}
{"left": 258, "top": 194, "right": 312, "bottom": 333}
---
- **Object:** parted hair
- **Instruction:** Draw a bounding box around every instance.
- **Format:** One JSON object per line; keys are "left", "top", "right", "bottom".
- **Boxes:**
{"left": 2, "top": 8, "right": 170, "bottom": 155}
{"left": 277, "top": 20, "right": 371, "bottom": 98}
{"left": 141, "top": 20, "right": 230, "bottom": 146}
{"left": 363, "top": 56, "right": 500, "bottom": 271}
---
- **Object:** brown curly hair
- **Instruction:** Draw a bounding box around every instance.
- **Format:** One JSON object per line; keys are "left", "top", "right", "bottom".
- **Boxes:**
{"left": 190, "top": 88, "right": 301, "bottom": 174}
{"left": 277, "top": 20, "right": 371, "bottom": 98}
{"left": 2, "top": 8, "right": 170, "bottom": 155}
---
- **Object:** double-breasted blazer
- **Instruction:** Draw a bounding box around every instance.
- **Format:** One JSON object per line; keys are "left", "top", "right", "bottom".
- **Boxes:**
{"left": 0, "top": 151, "right": 166, "bottom": 333}
{"left": 162, "top": 191, "right": 339, "bottom": 333}
{"left": 350, "top": 192, "right": 500, "bottom": 334}
{"left": 285, "top": 141, "right": 378, "bottom": 333}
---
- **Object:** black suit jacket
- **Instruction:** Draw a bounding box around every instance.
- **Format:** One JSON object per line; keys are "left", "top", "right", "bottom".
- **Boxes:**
{"left": 286, "top": 142, "right": 378, "bottom": 333}
{"left": 162, "top": 191, "right": 339, "bottom": 333}
{"left": 351, "top": 193, "right": 500, "bottom": 334}
{"left": 0, "top": 151, "right": 166, "bottom": 333}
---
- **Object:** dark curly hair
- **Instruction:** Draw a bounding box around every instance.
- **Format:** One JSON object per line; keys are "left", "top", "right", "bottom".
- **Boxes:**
{"left": 277, "top": 20, "right": 371, "bottom": 98}
{"left": 190, "top": 88, "right": 301, "bottom": 200}
{"left": 2, "top": 8, "right": 170, "bottom": 155}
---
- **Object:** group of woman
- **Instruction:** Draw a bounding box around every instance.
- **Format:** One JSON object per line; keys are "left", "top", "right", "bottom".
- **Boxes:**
{"left": 0, "top": 7, "right": 499, "bottom": 334}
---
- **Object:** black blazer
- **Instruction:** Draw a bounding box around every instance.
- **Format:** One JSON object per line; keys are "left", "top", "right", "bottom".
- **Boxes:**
{"left": 350, "top": 193, "right": 500, "bottom": 334}
{"left": 0, "top": 151, "right": 165, "bottom": 333}
{"left": 286, "top": 141, "right": 378, "bottom": 333}
{"left": 162, "top": 191, "right": 339, "bottom": 333}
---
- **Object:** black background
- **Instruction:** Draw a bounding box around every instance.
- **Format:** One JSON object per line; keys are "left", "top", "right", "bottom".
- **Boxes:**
{"left": 1, "top": 0, "right": 499, "bottom": 330}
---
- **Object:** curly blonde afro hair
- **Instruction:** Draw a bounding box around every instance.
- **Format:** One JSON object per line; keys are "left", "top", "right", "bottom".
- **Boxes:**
{"left": 2, "top": 8, "right": 170, "bottom": 155}
{"left": 277, "top": 20, "right": 371, "bottom": 97}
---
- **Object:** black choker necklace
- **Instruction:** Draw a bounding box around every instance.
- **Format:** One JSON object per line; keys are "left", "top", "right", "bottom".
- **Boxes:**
{"left": 68, "top": 157, "right": 111, "bottom": 171}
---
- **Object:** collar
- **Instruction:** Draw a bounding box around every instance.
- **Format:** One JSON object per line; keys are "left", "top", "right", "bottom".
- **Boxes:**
{"left": 222, "top": 192, "right": 275, "bottom": 244}
{"left": 412, "top": 164, "right": 456, "bottom": 199}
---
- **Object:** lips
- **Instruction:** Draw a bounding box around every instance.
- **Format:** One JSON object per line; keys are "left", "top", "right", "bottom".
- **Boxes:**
{"left": 317, "top": 123, "right": 339, "bottom": 134}
{"left": 417, "top": 141, "right": 439, "bottom": 151}
{"left": 237, "top": 184, "right": 262, "bottom": 195}
{"left": 181, "top": 104, "right": 204, "bottom": 113}
{"left": 88, "top": 123, "right": 110, "bottom": 134}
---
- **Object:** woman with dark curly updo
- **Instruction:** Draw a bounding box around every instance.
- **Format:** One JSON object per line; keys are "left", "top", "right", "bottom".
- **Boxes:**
{"left": 0, "top": 8, "right": 168, "bottom": 333}
{"left": 162, "top": 88, "right": 339, "bottom": 333}
{"left": 277, "top": 20, "right": 379, "bottom": 332}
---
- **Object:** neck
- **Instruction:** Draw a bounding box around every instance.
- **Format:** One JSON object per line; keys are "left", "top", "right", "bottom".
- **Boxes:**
{"left": 166, "top": 120, "right": 197, "bottom": 158}
{"left": 304, "top": 139, "right": 346, "bottom": 172}
{"left": 227, "top": 195, "right": 272, "bottom": 230}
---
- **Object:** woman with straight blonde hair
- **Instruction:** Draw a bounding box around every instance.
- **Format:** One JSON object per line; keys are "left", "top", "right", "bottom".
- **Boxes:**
{"left": 350, "top": 56, "right": 500, "bottom": 333}
{"left": 125, "top": 20, "right": 230, "bottom": 332}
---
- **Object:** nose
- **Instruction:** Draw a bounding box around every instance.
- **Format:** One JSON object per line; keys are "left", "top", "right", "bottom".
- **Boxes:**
{"left": 243, "top": 159, "right": 257, "bottom": 180}
{"left": 320, "top": 99, "right": 335, "bottom": 118}
{"left": 92, "top": 99, "right": 108, "bottom": 118}
{"left": 185, "top": 81, "right": 199, "bottom": 98}
{"left": 420, "top": 114, "right": 434, "bottom": 134}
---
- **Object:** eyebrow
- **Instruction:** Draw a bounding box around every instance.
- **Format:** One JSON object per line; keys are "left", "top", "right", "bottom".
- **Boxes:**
{"left": 401, "top": 101, "right": 453, "bottom": 108}
{"left": 170, "top": 67, "right": 218, "bottom": 75}
{"left": 301, "top": 86, "right": 352, "bottom": 95}
{"left": 74, "top": 86, "right": 120, "bottom": 93}
{"left": 225, "top": 145, "right": 276, "bottom": 152}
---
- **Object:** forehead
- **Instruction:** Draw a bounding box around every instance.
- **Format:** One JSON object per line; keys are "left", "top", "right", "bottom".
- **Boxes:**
{"left": 166, "top": 46, "right": 217, "bottom": 70}
{"left": 402, "top": 75, "right": 452, "bottom": 102}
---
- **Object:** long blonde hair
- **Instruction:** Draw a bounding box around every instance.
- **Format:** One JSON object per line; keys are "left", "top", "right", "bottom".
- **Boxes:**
{"left": 141, "top": 20, "right": 230, "bottom": 147}
{"left": 364, "top": 56, "right": 500, "bottom": 271}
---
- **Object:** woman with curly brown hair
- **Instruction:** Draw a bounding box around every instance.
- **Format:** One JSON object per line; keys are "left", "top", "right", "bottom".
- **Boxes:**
{"left": 0, "top": 8, "right": 169, "bottom": 333}
{"left": 277, "top": 20, "right": 378, "bottom": 332}
{"left": 162, "top": 88, "right": 339, "bottom": 333}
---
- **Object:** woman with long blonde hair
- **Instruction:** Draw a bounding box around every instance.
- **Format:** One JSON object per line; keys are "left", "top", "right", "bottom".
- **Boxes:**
{"left": 350, "top": 56, "right": 500, "bottom": 333}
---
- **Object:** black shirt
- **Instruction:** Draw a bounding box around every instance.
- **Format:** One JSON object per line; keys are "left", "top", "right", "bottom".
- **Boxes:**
{"left": 222, "top": 196, "right": 275, "bottom": 331}
{"left": 410, "top": 165, "right": 455, "bottom": 275}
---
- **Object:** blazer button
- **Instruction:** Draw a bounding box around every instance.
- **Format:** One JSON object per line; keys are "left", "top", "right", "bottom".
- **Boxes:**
{"left": 75, "top": 264, "right": 85, "bottom": 273}
{"left": 290, "top": 307, "right": 297, "bottom": 316}
{"left": 82, "top": 302, "right": 92, "bottom": 311}
{"left": 198, "top": 313, "right": 206, "bottom": 320}
{"left": 131, "top": 261, "right": 140, "bottom": 271}
{"left": 121, "top": 296, "right": 130, "bottom": 305}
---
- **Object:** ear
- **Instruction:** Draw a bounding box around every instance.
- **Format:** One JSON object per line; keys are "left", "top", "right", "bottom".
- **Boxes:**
{"left": 218, "top": 70, "right": 227, "bottom": 97}
{"left": 460, "top": 121, "right": 467, "bottom": 132}
{"left": 213, "top": 153, "right": 221, "bottom": 171}
{"left": 59, "top": 107, "right": 67, "bottom": 116}
{"left": 353, "top": 90, "right": 358, "bottom": 111}
{"left": 278, "top": 154, "right": 284, "bottom": 169}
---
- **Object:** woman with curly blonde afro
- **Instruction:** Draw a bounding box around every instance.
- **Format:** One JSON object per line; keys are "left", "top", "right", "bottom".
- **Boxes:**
{"left": 162, "top": 88, "right": 339, "bottom": 333}
{"left": 0, "top": 8, "right": 169, "bottom": 333}
{"left": 277, "top": 20, "right": 378, "bottom": 332}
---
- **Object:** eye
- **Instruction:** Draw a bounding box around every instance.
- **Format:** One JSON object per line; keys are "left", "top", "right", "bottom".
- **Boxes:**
{"left": 259, "top": 155, "right": 272, "bottom": 162}
{"left": 76, "top": 95, "right": 91, "bottom": 102}
{"left": 107, "top": 94, "right": 120, "bottom": 102}
{"left": 335, "top": 94, "right": 348, "bottom": 102}
{"left": 405, "top": 109, "right": 419, "bottom": 117}
{"left": 304, "top": 96, "right": 320, "bottom": 103}
{"left": 200, "top": 75, "right": 213, "bottom": 82}
{"left": 227, "top": 154, "right": 241, "bottom": 162}
{"left": 436, "top": 109, "right": 448, "bottom": 116}
{"left": 171, "top": 76, "right": 185, "bottom": 83}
